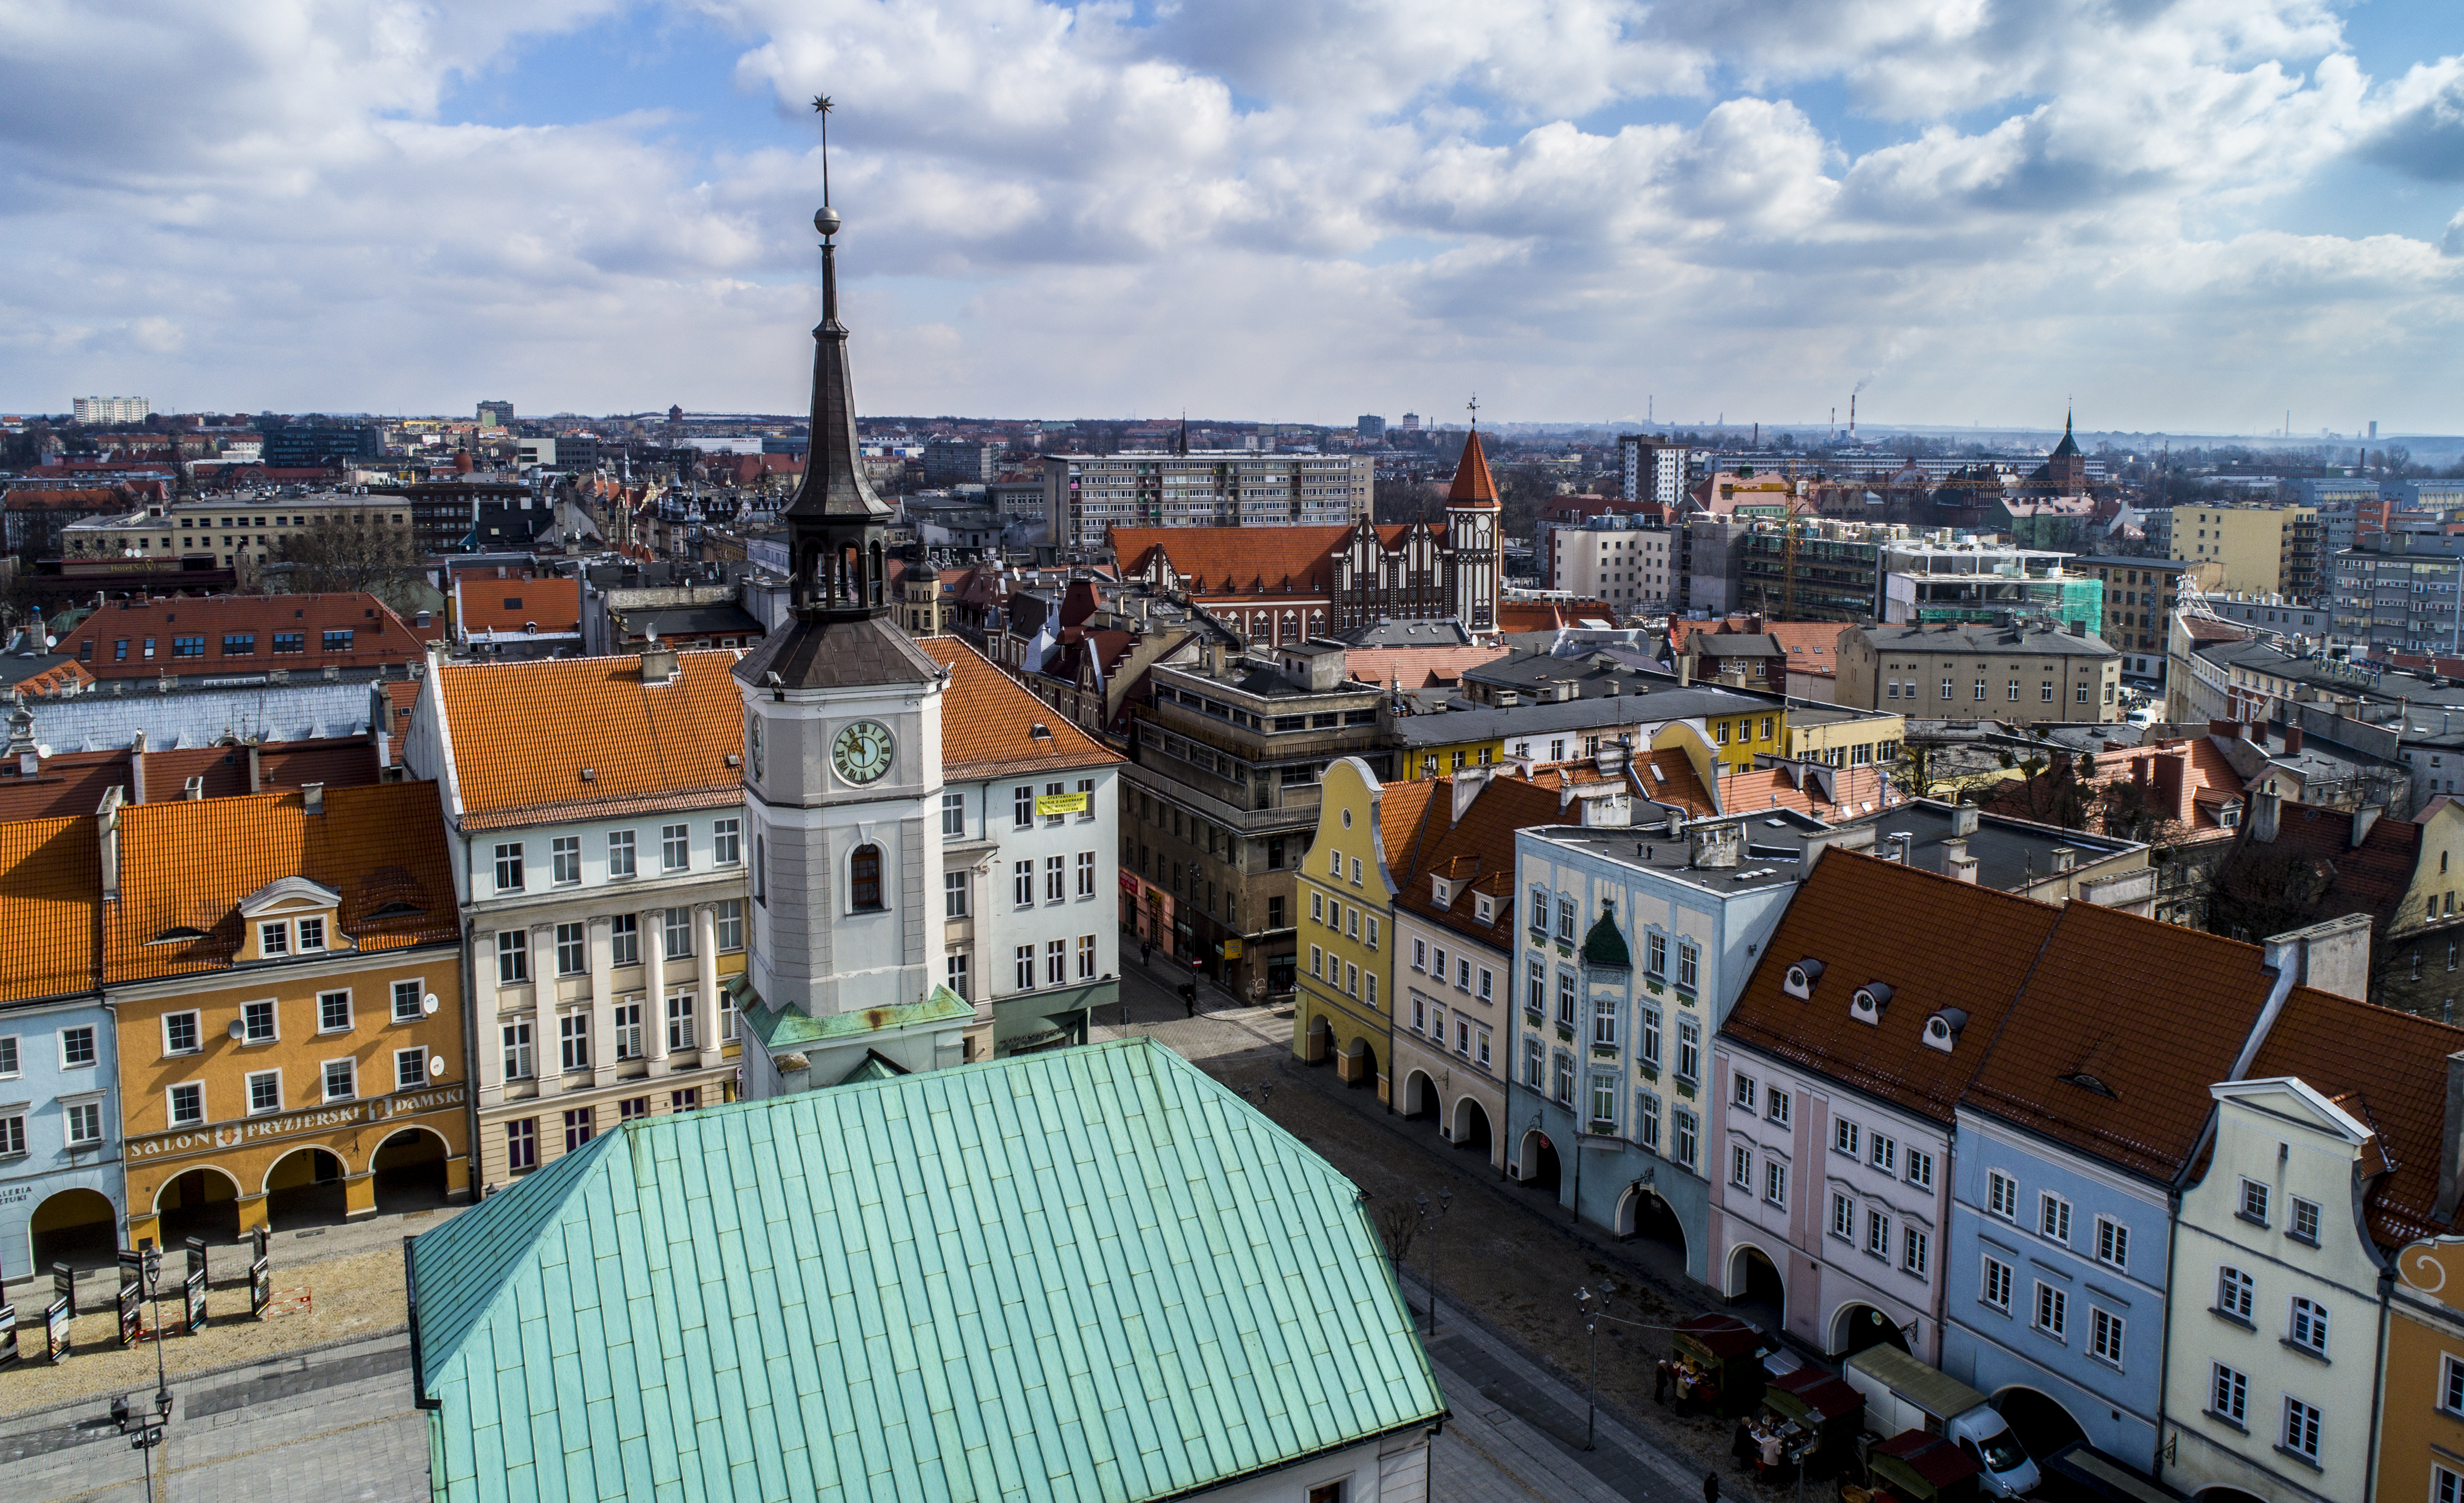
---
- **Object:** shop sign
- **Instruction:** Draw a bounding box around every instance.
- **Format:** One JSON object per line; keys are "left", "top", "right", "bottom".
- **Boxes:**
{"left": 1034, "top": 792, "right": 1089, "bottom": 818}
{"left": 1118, "top": 872, "right": 1141, "bottom": 895}
{"left": 1218, "top": 939, "right": 1243, "bottom": 960}
{"left": 125, "top": 1083, "right": 467, "bottom": 1164}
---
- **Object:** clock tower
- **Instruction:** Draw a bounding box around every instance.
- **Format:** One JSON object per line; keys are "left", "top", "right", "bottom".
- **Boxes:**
{"left": 729, "top": 168, "right": 968, "bottom": 1095}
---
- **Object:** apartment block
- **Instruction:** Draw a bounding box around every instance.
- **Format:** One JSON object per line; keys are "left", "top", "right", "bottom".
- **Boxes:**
{"left": 2170, "top": 504, "right": 2322, "bottom": 602}
{"left": 1043, "top": 451, "right": 1370, "bottom": 549}
{"left": 1548, "top": 518, "right": 1674, "bottom": 613}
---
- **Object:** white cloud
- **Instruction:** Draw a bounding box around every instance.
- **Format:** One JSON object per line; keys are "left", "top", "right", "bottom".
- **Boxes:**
{"left": 0, "top": 0, "right": 2459, "bottom": 429}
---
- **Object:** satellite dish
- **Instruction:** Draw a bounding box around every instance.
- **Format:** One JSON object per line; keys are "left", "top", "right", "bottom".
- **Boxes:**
{"left": 422, "top": 992, "right": 439, "bottom": 1016}
{"left": 426, "top": 1049, "right": 447, "bottom": 1080}
{"left": 226, "top": 1019, "right": 245, "bottom": 1041}
{"left": 44, "top": 636, "right": 55, "bottom": 649}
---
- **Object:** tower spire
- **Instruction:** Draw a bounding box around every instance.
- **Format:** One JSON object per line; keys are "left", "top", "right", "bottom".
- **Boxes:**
{"left": 782, "top": 94, "right": 891, "bottom": 623}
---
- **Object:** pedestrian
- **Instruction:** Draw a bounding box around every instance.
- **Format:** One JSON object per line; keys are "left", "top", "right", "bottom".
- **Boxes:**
{"left": 1141, "top": 939, "right": 1152, "bottom": 967}
{"left": 1703, "top": 1471, "right": 1720, "bottom": 1503}
{"left": 1732, "top": 1419, "right": 1757, "bottom": 1471}
{"left": 1185, "top": 986, "right": 1196, "bottom": 1018}
{"left": 1654, "top": 1359, "right": 1670, "bottom": 1406}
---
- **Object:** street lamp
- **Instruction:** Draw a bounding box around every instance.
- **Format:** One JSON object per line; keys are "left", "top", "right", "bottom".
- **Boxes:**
{"left": 1575, "top": 1280, "right": 1617, "bottom": 1452}
{"left": 111, "top": 1247, "right": 173, "bottom": 1503}
{"left": 1413, "top": 1189, "right": 1452, "bottom": 1336}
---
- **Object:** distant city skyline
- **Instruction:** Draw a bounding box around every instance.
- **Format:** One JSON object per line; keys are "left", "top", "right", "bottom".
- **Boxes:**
{"left": 5, "top": 1, "right": 2461, "bottom": 430}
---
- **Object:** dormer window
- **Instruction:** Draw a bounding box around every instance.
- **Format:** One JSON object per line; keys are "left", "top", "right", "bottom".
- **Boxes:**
{"left": 1850, "top": 983, "right": 1893, "bottom": 1025}
{"left": 1783, "top": 958, "right": 1824, "bottom": 999}
{"left": 1475, "top": 893, "right": 1495, "bottom": 924}
{"left": 297, "top": 917, "right": 326, "bottom": 952}
{"left": 260, "top": 921, "right": 290, "bottom": 957}
{"left": 1923, "top": 1009, "right": 1968, "bottom": 1053}
{"left": 1430, "top": 876, "right": 1452, "bottom": 908}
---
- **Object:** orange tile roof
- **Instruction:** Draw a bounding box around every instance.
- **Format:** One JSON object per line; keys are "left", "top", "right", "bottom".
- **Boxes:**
{"left": 1715, "top": 762, "right": 1885, "bottom": 820}
{"left": 1634, "top": 749, "right": 1716, "bottom": 816}
{"left": 456, "top": 575, "right": 581, "bottom": 635}
{"left": 1724, "top": 850, "right": 2060, "bottom": 1123}
{"left": 1670, "top": 617, "right": 1846, "bottom": 662}
{"left": 106, "top": 782, "right": 457, "bottom": 984}
{"left": 1111, "top": 524, "right": 1409, "bottom": 598}
{"left": 1962, "top": 899, "right": 2279, "bottom": 1182}
{"left": 0, "top": 737, "right": 382, "bottom": 823}
{"left": 0, "top": 815, "right": 100, "bottom": 1003}
{"left": 436, "top": 651, "right": 745, "bottom": 830}
{"left": 915, "top": 636, "right": 1124, "bottom": 780}
{"left": 381, "top": 679, "right": 418, "bottom": 766}
{"left": 2242, "top": 988, "right": 2464, "bottom": 1247}
{"left": 1447, "top": 429, "right": 1499, "bottom": 505}
{"left": 1343, "top": 644, "right": 1511, "bottom": 690}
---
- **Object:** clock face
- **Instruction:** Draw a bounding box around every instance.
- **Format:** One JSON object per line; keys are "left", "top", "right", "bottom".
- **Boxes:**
{"left": 831, "top": 719, "right": 895, "bottom": 785}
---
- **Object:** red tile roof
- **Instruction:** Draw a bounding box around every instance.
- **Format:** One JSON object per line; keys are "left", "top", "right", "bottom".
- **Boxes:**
{"left": 1111, "top": 524, "right": 1422, "bottom": 598}
{"left": 106, "top": 782, "right": 457, "bottom": 984}
{"left": 2216, "top": 798, "right": 2420, "bottom": 926}
{"left": 0, "top": 737, "right": 381, "bottom": 822}
{"left": 435, "top": 651, "right": 744, "bottom": 830}
{"left": 54, "top": 593, "right": 434, "bottom": 679}
{"left": 455, "top": 576, "right": 581, "bottom": 636}
{"left": 1447, "top": 429, "right": 1499, "bottom": 505}
{"left": 1388, "top": 776, "right": 1564, "bottom": 951}
{"left": 1724, "top": 851, "right": 2060, "bottom": 1123}
{"left": 1715, "top": 762, "right": 1886, "bottom": 820}
{"left": 915, "top": 636, "right": 1123, "bottom": 780}
{"left": 1343, "top": 645, "right": 1511, "bottom": 691}
{"left": 0, "top": 815, "right": 100, "bottom": 1003}
{"left": 1962, "top": 899, "right": 2279, "bottom": 1181}
{"left": 2242, "top": 988, "right": 2464, "bottom": 1247}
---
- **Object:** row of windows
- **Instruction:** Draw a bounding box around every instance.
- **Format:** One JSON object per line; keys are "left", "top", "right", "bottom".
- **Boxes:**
{"left": 493, "top": 820, "right": 741, "bottom": 892}
{"left": 1406, "top": 996, "right": 1492, "bottom": 1068}
{"left": 1526, "top": 893, "right": 1700, "bottom": 986}
{"left": 0, "top": 1099, "right": 103, "bottom": 1155}
{"left": 165, "top": 1048, "right": 433, "bottom": 1126}
{"left": 1008, "top": 853, "right": 1101, "bottom": 908}
{"left": 503, "top": 1090, "right": 703, "bottom": 1171}
{"left": 1012, "top": 936, "right": 1101, "bottom": 990}
{"left": 162, "top": 980, "right": 428, "bottom": 1055}
{"left": 1883, "top": 678, "right": 2112, "bottom": 705}
{"left": 1310, "top": 890, "right": 1378, "bottom": 948}
{"left": 1410, "top": 939, "right": 1494, "bottom": 1001}
{"left": 501, "top": 993, "right": 732, "bottom": 1077}
{"left": 1982, "top": 1170, "right": 2138, "bottom": 1267}
{"left": 0, "top": 1026, "right": 99, "bottom": 1075}
{"left": 495, "top": 905, "right": 742, "bottom": 984}
{"left": 1305, "top": 946, "right": 1379, "bottom": 1007}
{"left": 83, "top": 631, "right": 338, "bottom": 663}
{"left": 1830, "top": 1116, "right": 1937, "bottom": 1189}
{"left": 1826, "top": 1191, "right": 1932, "bottom": 1278}
{"left": 2205, "top": 1361, "right": 2324, "bottom": 1465}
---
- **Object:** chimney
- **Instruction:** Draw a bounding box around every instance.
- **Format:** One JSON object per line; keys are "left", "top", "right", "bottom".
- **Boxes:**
{"left": 1689, "top": 823, "right": 1741, "bottom": 869}
{"left": 1941, "top": 836, "right": 1980, "bottom": 882}
{"left": 2050, "top": 845, "right": 2077, "bottom": 873}
{"left": 640, "top": 641, "right": 680, "bottom": 684}
{"left": 129, "top": 728, "right": 148, "bottom": 805}
{"left": 182, "top": 775, "right": 203, "bottom": 800}
{"left": 1451, "top": 767, "right": 1490, "bottom": 825}
{"left": 2262, "top": 913, "right": 2373, "bottom": 1005}
{"left": 2281, "top": 723, "right": 2304, "bottom": 755}
{"left": 303, "top": 781, "right": 325, "bottom": 815}
{"left": 1951, "top": 804, "right": 1979, "bottom": 837}
{"left": 6, "top": 704, "right": 36, "bottom": 779}
{"left": 2353, "top": 805, "right": 2383, "bottom": 847}
{"left": 2250, "top": 787, "right": 2282, "bottom": 843}
{"left": 1665, "top": 809, "right": 1684, "bottom": 839}
{"left": 247, "top": 738, "right": 263, "bottom": 794}
{"left": 97, "top": 784, "right": 121, "bottom": 902}
{"left": 1678, "top": 654, "right": 1692, "bottom": 688}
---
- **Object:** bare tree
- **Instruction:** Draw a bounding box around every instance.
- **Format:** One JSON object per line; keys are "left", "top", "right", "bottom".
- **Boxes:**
{"left": 272, "top": 517, "right": 422, "bottom": 610}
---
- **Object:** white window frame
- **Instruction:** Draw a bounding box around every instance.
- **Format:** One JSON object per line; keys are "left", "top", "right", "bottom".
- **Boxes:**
{"left": 163, "top": 1010, "right": 202, "bottom": 1057}
{"left": 166, "top": 1081, "right": 206, "bottom": 1128}
{"left": 245, "top": 1068, "right": 282, "bottom": 1115}
{"left": 392, "top": 979, "right": 424, "bottom": 1024}
{"left": 1982, "top": 1255, "right": 2014, "bottom": 1313}
{"left": 395, "top": 1046, "right": 429, "bottom": 1091}
{"left": 321, "top": 1057, "right": 356, "bottom": 1103}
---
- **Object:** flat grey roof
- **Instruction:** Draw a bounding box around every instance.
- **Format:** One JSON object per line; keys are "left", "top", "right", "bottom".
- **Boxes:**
{"left": 1857, "top": 622, "right": 2120, "bottom": 658}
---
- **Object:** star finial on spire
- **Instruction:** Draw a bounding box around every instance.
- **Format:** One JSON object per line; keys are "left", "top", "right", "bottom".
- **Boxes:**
{"left": 812, "top": 94, "right": 835, "bottom": 212}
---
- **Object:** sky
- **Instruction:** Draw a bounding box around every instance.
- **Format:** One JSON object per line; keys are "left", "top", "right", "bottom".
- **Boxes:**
{"left": 3, "top": 0, "right": 2462, "bottom": 433}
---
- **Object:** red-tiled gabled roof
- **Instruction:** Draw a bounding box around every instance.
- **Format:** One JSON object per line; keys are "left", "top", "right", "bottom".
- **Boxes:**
{"left": 1963, "top": 900, "right": 2278, "bottom": 1182}
{"left": 436, "top": 651, "right": 744, "bottom": 830}
{"left": 1389, "top": 776, "right": 1562, "bottom": 951}
{"left": 1723, "top": 851, "right": 2060, "bottom": 1124}
{"left": 1111, "top": 524, "right": 1424, "bottom": 599}
{"left": 0, "top": 816, "right": 99, "bottom": 1004}
{"left": 915, "top": 636, "right": 1122, "bottom": 780}
{"left": 55, "top": 593, "right": 434, "bottom": 678}
{"left": 455, "top": 576, "right": 581, "bottom": 636}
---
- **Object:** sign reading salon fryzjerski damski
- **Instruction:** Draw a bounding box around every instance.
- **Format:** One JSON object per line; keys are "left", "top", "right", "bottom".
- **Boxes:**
{"left": 123, "top": 1084, "right": 469, "bottom": 1163}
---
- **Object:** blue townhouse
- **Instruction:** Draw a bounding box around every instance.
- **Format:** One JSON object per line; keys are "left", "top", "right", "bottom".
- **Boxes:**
{"left": 1506, "top": 812, "right": 1821, "bottom": 1285}
{"left": 1939, "top": 905, "right": 2319, "bottom": 1474}
{"left": 0, "top": 815, "right": 120, "bottom": 1289}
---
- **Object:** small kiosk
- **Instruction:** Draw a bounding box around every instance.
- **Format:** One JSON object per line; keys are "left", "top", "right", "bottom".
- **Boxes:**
{"left": 1852, "top": 1431, "right": 1983, "bottom": 1503}
{"left": 1670, "top": 1313, "right": 1770, "bottom": 1419}
{"left": 1762, "top": 1365, "right": 1865, "bottom": 1479}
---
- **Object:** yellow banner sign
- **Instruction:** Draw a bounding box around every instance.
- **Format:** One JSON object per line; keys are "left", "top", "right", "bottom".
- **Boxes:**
{"left": 1035, "top": 792, "right": 1090, "bottom": 817}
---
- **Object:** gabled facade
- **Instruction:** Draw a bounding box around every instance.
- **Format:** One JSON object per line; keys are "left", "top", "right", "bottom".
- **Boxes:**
{"left": 109, "top": 783, "right": 468, "bottom": 1248}
{"left": 1293, "top": 759, "right": 1434, "bottom": 1101}
{"left": 1388, "top": 772, "right": 1564, "bottom": 1174}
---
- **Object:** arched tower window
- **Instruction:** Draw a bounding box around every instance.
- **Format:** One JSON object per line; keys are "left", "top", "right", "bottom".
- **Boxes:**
{"left": 850, "top": 844, "right": 884, "bottom": 912}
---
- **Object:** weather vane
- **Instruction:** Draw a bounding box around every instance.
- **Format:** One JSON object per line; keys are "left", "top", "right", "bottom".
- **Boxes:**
{"left": 1467, "top": 394, "right": 1479, "bottom": 428}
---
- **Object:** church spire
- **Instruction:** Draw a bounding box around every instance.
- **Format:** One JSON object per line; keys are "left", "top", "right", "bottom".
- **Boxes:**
{"left": 782, "top": 95, "right": 891, "bottom": 622}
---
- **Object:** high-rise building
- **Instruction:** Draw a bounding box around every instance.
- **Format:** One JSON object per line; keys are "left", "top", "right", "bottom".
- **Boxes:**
{"left": 922, "top": 439, "right": 998, "bottom": 487}
{"left": 1399, "top": 412, "right": 1422, "bottom": 433}
{"left": 72, "top": 396, "right": 149, "bottom": 425}
{"left": 1617, "top": 435, "right": 1686, "bottom": 507}
{"left": 2170, "top": 504, "right": 2322, "bottom": 602}
{"left": 1044, "top": 450, "right": 1370, "bottom": 549}
{"left": 475, "top": 400, "right": 514, "bottom": 429}
{"left": 260, "top": 422, "right": 382, "bottom": 468}
{"left": 1356, "top": 414, "right": 1386, "bottom": 442}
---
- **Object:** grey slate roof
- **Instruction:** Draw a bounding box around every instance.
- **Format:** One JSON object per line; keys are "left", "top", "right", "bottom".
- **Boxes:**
{"left": 731, "top": 613, "right": 943, "bottom": 691}
{"left": 1392, "top": 685, "right": 1768, "bottom": 747}
{"left": 1854, "top": 622, "right": 2120, "bottom": 658}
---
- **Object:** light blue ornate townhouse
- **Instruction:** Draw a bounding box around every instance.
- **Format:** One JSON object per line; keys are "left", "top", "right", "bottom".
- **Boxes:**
{"left": 0, "top": 814, "right": 121, "bottom": 1288}
{"left": 1506, "top": 811, "right": 1829, "bottom": 1284}
{"left": 1940, "top": 910, "right": 2351, "bottom": 1472}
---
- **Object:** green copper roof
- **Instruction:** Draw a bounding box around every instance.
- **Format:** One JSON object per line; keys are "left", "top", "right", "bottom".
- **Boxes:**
{"left": 1582, "top": 907, "right": 1632, "bottom": 970}
{"left": 405, "top": 1038, "right": 1445, "bottom": 1503}
{"left": 743, "top": 979, "right": 974, "bottom": 1048}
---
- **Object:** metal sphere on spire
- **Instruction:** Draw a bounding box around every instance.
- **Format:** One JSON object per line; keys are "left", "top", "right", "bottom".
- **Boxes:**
{"left": 815, "top": 206, "right": 841, "bottom": 238}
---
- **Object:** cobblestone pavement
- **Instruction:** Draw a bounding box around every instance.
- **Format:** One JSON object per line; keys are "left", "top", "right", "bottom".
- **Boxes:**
{"left": 4, "top": 1331, "right": 427, "bottom": 1503}
{"left": 1109, "top": 954, "right": 1805, "bottom": 1503}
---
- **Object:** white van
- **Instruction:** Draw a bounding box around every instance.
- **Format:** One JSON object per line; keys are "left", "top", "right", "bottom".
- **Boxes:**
{"left": 1843, "top": 1345, "right": 2040, "bottom": 1499}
